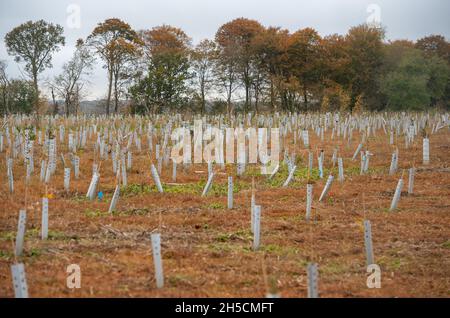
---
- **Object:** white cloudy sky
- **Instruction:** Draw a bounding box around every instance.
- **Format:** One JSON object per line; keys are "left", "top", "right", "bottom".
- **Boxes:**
{"left": 0, "top": 0, "right": 449, "bottom": 99}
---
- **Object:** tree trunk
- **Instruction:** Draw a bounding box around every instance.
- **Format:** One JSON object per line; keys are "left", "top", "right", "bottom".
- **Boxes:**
{"left": 51, "top": 88, "right": 58, "bottom": 116}
{"left": 244, "top": 64, "right": 250, "bottom": 111}
{"left": 281, "top": 90, "right": 288, "bottom": 111}
{"left": 114, "top": 73, "right": 119, "bottom": 113}
{"left": 303, "top": 85, "right": 308, "bottom": 111}
{"left": 200, "top": 75, "right": 206, "bottom": 115}
{"left": 245, "top": 84, "right": 250, "bottom": 112}
{"left": 32, "top": 73, "right": 39, "bottom": 114}
{"left": 106, "top": 68, "right": 113, "bottom": 116}
{"left": 32, "top": 69, "right": 41, "bottom": 128}
{"left": 227, "top": 79, "right": 232, "bottom": 117}
{"left": 1, "top": 84, "right": 8, "bottom": 114}
{"left": 270, "top": 79, "right": 275, "bottom": 111}
{"left": 254, "top": 82, "right": 259, "bottom": 114}
{"left": 75, "top": 85, "right": 80, "bottom": 116}
{"left": 65, "top": 96, "right": 70, "bottom": 116}
{"left": 201, "top": 88, "right": 206, "bottom": 115}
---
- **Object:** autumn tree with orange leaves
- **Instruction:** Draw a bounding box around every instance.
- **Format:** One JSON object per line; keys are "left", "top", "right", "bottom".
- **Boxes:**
{"left": 287, "top": 28, "right": 324, "bottom": 111}
{"left": 87, "top": 18, "right": 142, "bottom": 114}
{"left": 252, "top": 27, "right": 290, "bottom": 111}
{"left": 4, "top": 17, "right": 450, "bottom": 115}
{"left": 216, "top": 18, "right": 265, "bottom": 113}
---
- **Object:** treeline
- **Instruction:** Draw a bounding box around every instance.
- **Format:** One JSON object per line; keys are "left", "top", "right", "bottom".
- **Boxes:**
{"left": 1, "top": 18, "right": 450, "bottom": 115}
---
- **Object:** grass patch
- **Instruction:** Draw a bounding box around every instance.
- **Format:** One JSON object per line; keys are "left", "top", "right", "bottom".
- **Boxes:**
{"left": 85, "top": 208, "right": 109, "bottom": 218}
{"left": 0, "top": 229, "right": 73, "bottom": 241}
{"left": 210, "top": 229, "right": 253, "bottom": 252}
{"left": 86, "top": 206, "right": 151, "bottom": 217}
{"left": 345, "top": 165, "right": 385, "bottom": 176}
{"left": 262, "top": 162, "right": 386, "bottom": 188}
{"left": 216, "top": 233, "right": 231, "bottom": 242}
{"left": 260, "top": 243, "right": 300, "bottom": 256}
{"left": 321, "top": 262, "right": 349, "bottom": 275}
{"left": 297, "top": 259, "right": 310, "bottom": 267}
{"left": 234, "top": 229, "right": 253, "bottom": 240}
{"left": 167, "top": 274, "right": 192, "bottom": 287}
{"left": 165, "top": 183, "right": 202, "bottom": 194}
{"left": 215, "top": 229, "right": 253, "bottom": 243}
{"left": 378, "top": 256, "right": 404, "bottom": 270}
{"left": 245, "top": 165, "right": 264, "bottom": 177}
{"left": 0, "top": 231, "right": 15, "bottom": 241}
{"left": 265, "top": 164, "right": 321, "bottom": 188}
{"left": 208, "top": 242, "right": 234, "bottom": 253}
{"left": 121, "top": 183, "right": 153, "bottom": 196}
{"left": 206, "top": 202, "right": 226, "bottom": 210}
{"left": 0, "top": 238, "right": 43, "bottom": 258}
{"left": 169, "top": 181, "right": 244, "bottom": 195}
{"left": 71, "top": 194, "right": 91, "bottom": 203}
{"left": 47, "top": 230, "right": 76, "bottom": 241}
{"left": 113, "top": 208, "right": 150, "bottom": 216}
{"left": 208, "top": 241, "right": 251, "bottom": 254}
{"left": 0, "top": 250, "right": 13, "bottom": 260}
{"left": 122, "top": 180, "right": 250, "bottom": 197}
{"left": 390, "top": 258, "right": 402, "bottom": 270}
{"left": 27, "top": 247, "right": 42, "bottom": 257}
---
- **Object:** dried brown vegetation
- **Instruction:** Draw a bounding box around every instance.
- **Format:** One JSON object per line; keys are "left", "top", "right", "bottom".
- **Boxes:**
{"left": 0, "top": 118, "right": 449, "bottom": 298}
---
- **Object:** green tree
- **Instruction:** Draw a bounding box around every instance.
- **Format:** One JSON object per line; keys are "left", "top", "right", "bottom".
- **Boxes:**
{"left": 416, "top": 35, "right": 450, "bottom": 108}
{"left": 416, "top": 35, "right": 450, "bottom": 64}
{"left": 5, "top": 20, "right": 65, "bottom": 113}
{"left": 0, "top": 79, "right": 36, "bottom": 114}
{"left": 130, "top": 25, "right": 191, "bottom": 113}
{"left": 426, "top": 54, "right": 450, "bottom": 107}
{"left": 380, "top": 49, "right": 450, "bottom": 110}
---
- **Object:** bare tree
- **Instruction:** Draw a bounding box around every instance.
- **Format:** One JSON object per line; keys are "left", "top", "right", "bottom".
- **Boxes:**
{"left": 214, "top": 49, "right": 240, "bottom": 116}
{"left": 191, "top": 40, "right": 217, "bottom": 114}
{"left": 0, "top": 61, "right": 11, "bottom": 114}
{"left": 112, "top": 42, "right": 143, "bottom": 113}
{"left": 50, "top": 40, "right": 94, "bottom": 116}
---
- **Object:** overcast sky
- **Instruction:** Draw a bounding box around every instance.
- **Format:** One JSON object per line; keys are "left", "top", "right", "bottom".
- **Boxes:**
{"left": 1, "top": 0, "right": 449, "bottom": 99}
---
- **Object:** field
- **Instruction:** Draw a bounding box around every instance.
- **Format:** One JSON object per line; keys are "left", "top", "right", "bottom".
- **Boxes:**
{"left": 0, "top": 112, "right": 449, "bottom": 298}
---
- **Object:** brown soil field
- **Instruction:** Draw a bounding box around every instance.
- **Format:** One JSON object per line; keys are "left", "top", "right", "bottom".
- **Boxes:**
{"left": 1, "top": 123, "right": 449, "bottom": 298}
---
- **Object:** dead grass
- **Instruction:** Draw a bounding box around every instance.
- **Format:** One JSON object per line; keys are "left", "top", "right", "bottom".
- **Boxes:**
{"left": 0, "top": 125, "right": 449, "bottom": 298}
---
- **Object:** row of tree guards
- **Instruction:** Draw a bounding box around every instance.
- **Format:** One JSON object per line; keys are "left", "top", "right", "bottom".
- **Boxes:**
{"left": 4, "top": 111, "right": 447, "bottom": 297}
